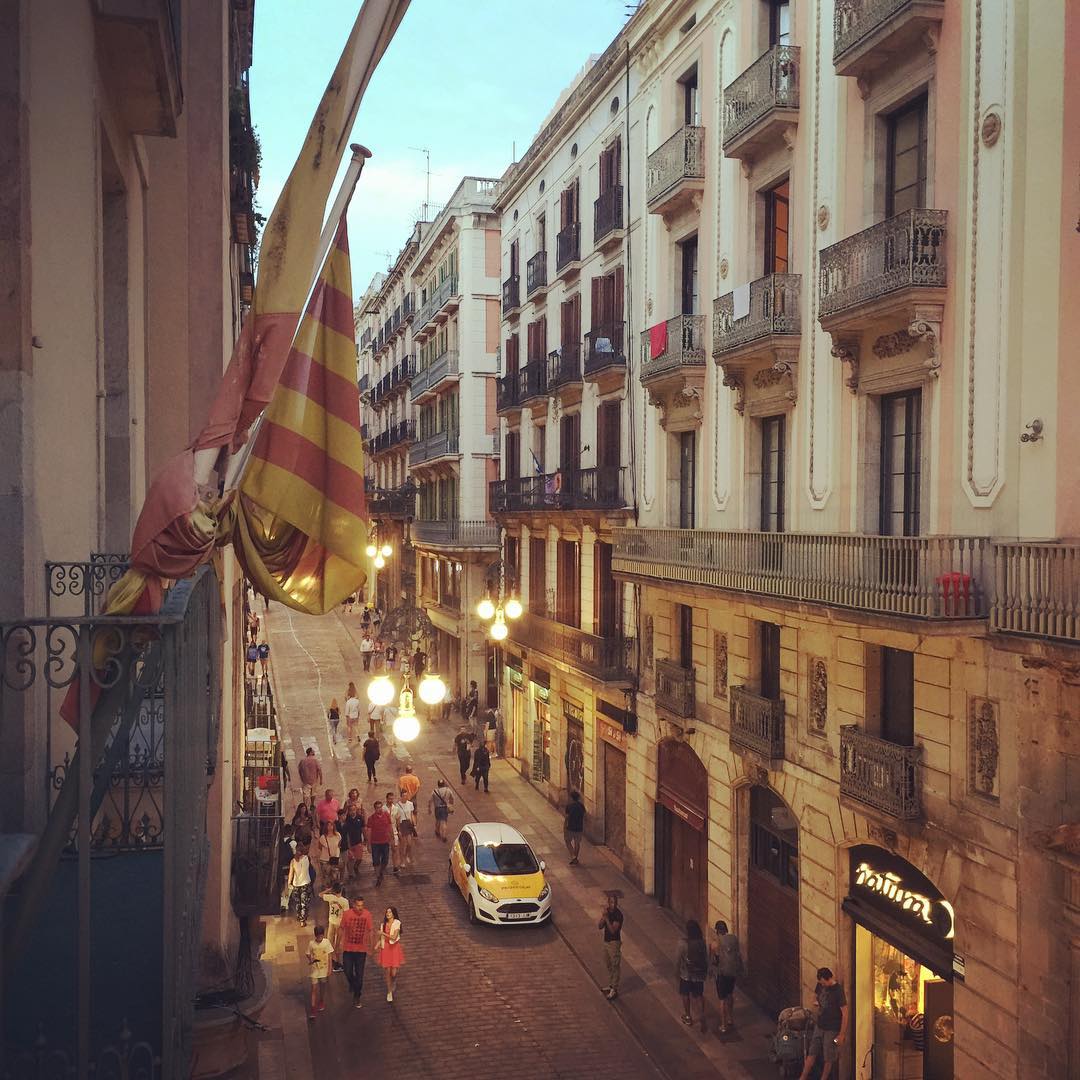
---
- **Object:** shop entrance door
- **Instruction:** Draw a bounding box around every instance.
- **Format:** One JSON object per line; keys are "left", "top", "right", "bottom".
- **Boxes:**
{"left": 655, "top": 740, "right": 708, "bottom": 926}
{"left": 603, "top": 741, "right": 626, "bottom": 856}
{"left": 565, "top": 717, "right": 585, "bottom": 796}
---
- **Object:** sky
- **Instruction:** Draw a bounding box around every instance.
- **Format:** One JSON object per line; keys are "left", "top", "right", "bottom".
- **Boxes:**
{"left": 250, "top": 0, "right": 630, "bottom": 297}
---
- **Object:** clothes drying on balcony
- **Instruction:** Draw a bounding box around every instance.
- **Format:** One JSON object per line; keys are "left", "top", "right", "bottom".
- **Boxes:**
{"left": 733, "top": 283, "right": 751, "bottom": 321}
{"left": 648, "top": 320, "right": 668, "bottom": 359}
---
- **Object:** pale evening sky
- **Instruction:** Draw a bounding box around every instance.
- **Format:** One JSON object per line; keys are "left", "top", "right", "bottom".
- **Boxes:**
{"left": 250, "top": 0, "right": 630, "bottom": 298}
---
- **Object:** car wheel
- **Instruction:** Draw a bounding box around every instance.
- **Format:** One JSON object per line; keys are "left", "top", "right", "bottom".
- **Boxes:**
{"left": 467, "top": 897, "right": 478, "bottom": 925}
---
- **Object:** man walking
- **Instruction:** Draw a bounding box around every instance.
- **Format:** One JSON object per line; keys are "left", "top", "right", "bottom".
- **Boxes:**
{"left": 360, "top": 632, "right": 374, "bottom": 672}
{"left": 598, "top": 892, "right": 623, "bottom": 1001}
{"left": 306, "top": 926, "right": 334, "bottom": 1020}
{"left": 361, "top": 733, "right": 380, "bottom": 783}
{"left": 339, "top": 897, "right": 374, "bottom": 1008}
{"left": 463, "top": 680, "right": 479, "bottom": 736}
{"left": 429, "top": 778, "right": 454, "bottom": 840}
{"left": 471, "top": 741, "right": 491, "bottom": 794}
{"left": 399, "top": 763, "right": 421, "bottom": 804}
{"left": 564, "top": 790, "right": 586, "bottom": 865}
{"left": 800, "top": 967, "right": 848, "bottom": 1080}
{"left": 297, "top": 747, "right": 321, "bottom": 806}
{"left": 454, "top": 727, "right": 473, "bottom": 784}
{"left": 366, "top": 800, "right": 393, "bottom": 886}
{"left": 319, "top": 884, "right": 349, "bottom": 972}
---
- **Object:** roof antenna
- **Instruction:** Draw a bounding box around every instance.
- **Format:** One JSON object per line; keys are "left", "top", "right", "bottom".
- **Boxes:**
{"left": 409, "top": 146, "right": 431, "bottom": 218}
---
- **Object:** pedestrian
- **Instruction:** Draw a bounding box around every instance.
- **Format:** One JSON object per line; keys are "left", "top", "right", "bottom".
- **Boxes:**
{"left": 315, "top": 789, "right": 340, "bottom": 830}
{"left": 306, "top": 925, "right": 335, "bottom": 1020}
{"left": 316, "top": 819, "right": 342, "bottom": 887}
{"left": 462, "top": 681, "right": 479, "bottom": 729}
{"left": 398, "top": 763, "right": 421, "bottom": 804}
{"left": 598, "top": 893, "right": 624, "bottom": 1001}
{"left": 392, "top": 790, "right": 417, "bottom": 869}
{"left": 564, "top": 790, "right": 586, "bottom": 865}
{"left": 799, "top": 967, "right": 848, "bottom": 1080}
{"left": 319, "top": 884, "right": 349, "bottom": 971}
{"left": 286, "top": 847, "right": 314, "bottom": 926}
{"left": 297, "top": 747, "right": 322, "bottom": 805}
{"left": 345, "top": 787, "right": 362, "bottom": 810}
{"left": 280, "top": 750, "right": 291, "bottom": 786}
{"left": 360, "top": 606, "right": 371, "bottom": 631}
{"left": 245, "top": 640, "right": 258, "bottom": 679}
{"left": 384, "top": 792, "right": 403, "bottom": 874}
{"left": 343, "top": 804, "right": 366, "bottom": 882}
{"left": 257, "top": 639, "right": 270, "bottom": 677}
{"left": 412, "top": 648, "right": 425, "bottom": 679}
{"left": 292, "top": 801, "right": 314, "bottom": 847}
{"left": 366, "top": 799, "right": 393, "bottom": 886}
{"left": 454, "top": 727, "right": 473, "bottom": 784}
{"left": 384, "top": 641, "right": 398, "bottom": 671}
{"left": 327, "top": 698, "right": 341, "bottom": 742}
{"left": 372, "top": 606, "right": 382, "bottom": 632}
{"left": 344, "top": 593, "right": 356, "bottom": 615}
{"left": 710, "top": 920, "right": 743, "bottom": 1034}
{"left": 376, "top": 906, "right": 404, "bottom": 1003}
{"left": 493, "top": 705, "right": 506, "bottom": 759}
{"left": 471, "top": 741, "right": 491, "bottom": 793}
{"left": 344, "top": 684, "right": 362, "bottom": 743}
{"left": 373, "top": 637, "right": 385, "bottom": 671}
{"left": 362, "top": 733, "right": 381, "bottom": 783}
{"left": 339, "top": 896, "right": 374, "bottom": 1008}
{"left": 429, "top": 778, "right": 454, "bottom": 840}
{"left": 676, "top": 920, "right": 709, "bottom": 1033}
{"left": 279, "top": 825, "right": 297, "bottom": 912}
{"left": 360, "top": 632, "right": 374, "bottom": 672}
{"left": 367, "top": 701, "right": 385, "bottom": 740}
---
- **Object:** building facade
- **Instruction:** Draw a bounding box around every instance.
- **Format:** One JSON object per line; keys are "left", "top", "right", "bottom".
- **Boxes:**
{"left": 494, "top": 2, "right": 1080, "bottom": 1078}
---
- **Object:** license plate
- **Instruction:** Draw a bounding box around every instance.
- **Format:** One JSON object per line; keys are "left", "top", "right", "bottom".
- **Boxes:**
{"left": 504, "top": 912, "right": 533, "bottom": 920}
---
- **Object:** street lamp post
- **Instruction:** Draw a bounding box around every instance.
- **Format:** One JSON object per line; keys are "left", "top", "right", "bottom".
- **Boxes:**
{"left": 477, "top": 535, "right": 523, "bottom": 641}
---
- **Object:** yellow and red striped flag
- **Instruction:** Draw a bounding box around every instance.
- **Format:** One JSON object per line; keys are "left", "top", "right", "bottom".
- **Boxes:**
{"left": 233, "top": 219, "right": 368, "bottom": 614}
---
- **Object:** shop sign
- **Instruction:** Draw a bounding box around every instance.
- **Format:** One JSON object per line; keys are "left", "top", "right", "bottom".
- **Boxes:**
{"left": 563, "top": 700, "right": 584, "bottom": 724}
{"left": 508, "top": 667, "right": 524, "bottom": 689}
{"left": 532, "top": 683, "right": 550, "bottom": 703}
{"left": 849, "top": 845, "right": 955, "bottom": 943}
{"left": 598, "top": 716, "right": 627, "bottom": 749}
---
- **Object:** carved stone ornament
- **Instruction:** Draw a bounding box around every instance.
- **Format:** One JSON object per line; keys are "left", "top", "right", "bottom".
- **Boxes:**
{"left": 816, "top": 204, "right": 830, "bottom": 231}
{"left": 831, "top": 339, "right": 859, "bottom": 394}
{"left": 872, "top": 330, "right": 920, "bottom": 358}
{"left": 748, "top": 763, "right": 769, "bottom": 788}
{"left": 644, "top": 614, "right": 654, "bottom": 672}
{"left": 671, "top": 386, "right": 702, "bottom": 411}
{"left": 867, "top": 823, "right": 899, "bottom": 851}
{"left": 721, "top": 371, "right": 746, "bottom": 414}
{"left": 909, "top": 317, "right": 941, "bottom": 378}
{"left": 808, "top": 657, "right": 828, "bottom": 735}
{"left": 969, "top": 696, "right": 1000, "bottom": 801}
{"left": 719, "top": 257, "right": 729, "bottom": 281}
{"left": 981, "top": 111, "right": 1002, "bottom": 147}
{"left": 713, "top": 631, "right": 728, "bottom": 699}
{"left": 752, "top": 367, "right": 785, "bottom": 390}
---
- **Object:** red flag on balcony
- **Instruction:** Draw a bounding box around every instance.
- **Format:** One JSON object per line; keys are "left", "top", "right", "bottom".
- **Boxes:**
{"left": 649, "top": 320, "right": 668, "bottom": 360}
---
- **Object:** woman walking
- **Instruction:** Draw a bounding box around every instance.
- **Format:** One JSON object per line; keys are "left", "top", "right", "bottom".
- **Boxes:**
{"left": 316, "top": 820, "right": 342, "bottom": 887}
{"left": 710, "top": 920, "right": 743, "bottom": 1034}
{"left": 286, "top": 847, "right": 314, "bottom": 927}
{"left": 292, "top": 802, "right": 314, "bottom": 848}
{"left": 676, "top": 920, "right": 709, "bottom": 1033}
{"left": 327, "top": 698, "right": 341, "bottom": 743}
{"left": 343, "top": 804, "right": 366, "bottom": 882}
{"left": 376, "top": 906, "right": 404, "bottom": 1002}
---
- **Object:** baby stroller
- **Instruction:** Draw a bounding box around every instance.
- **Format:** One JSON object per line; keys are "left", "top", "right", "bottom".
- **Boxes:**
{"left": 771, "top": 1006, "right": 820, "bottom": 1078}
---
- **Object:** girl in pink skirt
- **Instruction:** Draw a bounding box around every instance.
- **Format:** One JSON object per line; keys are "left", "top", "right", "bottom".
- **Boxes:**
{"left": 377, "top": 906, "right": 404, "bottom": 1002}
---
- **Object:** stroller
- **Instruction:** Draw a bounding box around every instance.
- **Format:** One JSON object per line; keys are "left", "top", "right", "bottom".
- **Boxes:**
{"left": 771, "top": 1006, "right": 821, "bottom": 1078}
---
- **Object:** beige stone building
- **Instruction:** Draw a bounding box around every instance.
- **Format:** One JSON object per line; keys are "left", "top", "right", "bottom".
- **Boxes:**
{"left": 0, "top": 1, "right": 258, "bottom": 1072}
{"left": 495, "top": 2, "right": 1080, "bottom": 1077}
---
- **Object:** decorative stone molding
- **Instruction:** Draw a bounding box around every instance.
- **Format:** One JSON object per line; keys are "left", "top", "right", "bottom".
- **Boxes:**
{"left": 719, "top": 257, "right": 729, "bottom": 280}
{"left": 644, "top": 614, "right": 654, "bottom": 672}
{"left": 830, "top": 338, "right": 859, "bottom": 394}
{"left": 747, "top": 763, "right": 769, "bottom": 788}
{"left": 713, "top": 631, "right": 728, "bottom": 700}
{"left": 968, "top": 696, "right": 1000, "bottom": 801}
{"left": 816, "top": 204, "right": 830, "bottom": 231}
{"left": 981, "top": 111, "right": 1002, "bottom": 147}
{"left": 808, "top": 657, "right": 828, "bottom": 735}
{"left": 872, "top": 329, "right": 920, "bottom": 358}
{"left": 867, "top": 823, "right": 899, "bottom": 851}
{"left": 908, "top": 313, "right": 942, "bottom": 378}
{"left": 721, "top": 371, "right": 746, "bottom": 415}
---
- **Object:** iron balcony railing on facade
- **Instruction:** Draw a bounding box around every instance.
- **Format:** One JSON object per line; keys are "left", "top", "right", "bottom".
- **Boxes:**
{"left": 360, "top": 328, "right": 372, "bottom": 348}
{"left": 358, "top": 373, "right": 370, "bottom": 393}
{"left": 655, "top": 659, "right": 696, "bottom": 718}
{"left": 640, "top": 313, "right": 707, "bottom": 382}
{"left": 416, "top": 274, "right": 460, "bottom": 330}
{"left": 496, "top": 370, "right": 521, "bottom": 412}
{"left": 594, "top": 185, "right": 624, "bottom": 246}
{"left": 502, "top": 274, "right": 521, "bottom": 315}
{"left": 612, "top": 528, "right": 989, "bottom": 620}
{"left": 518, "top": 358, "right": 548, "bottom": 403}
{"left": 818, "top": 208, "right": 947, "bottom": 321}
{"left": 411, "top": 349, "right": 460, "bottom": 399}
{"left": 45, "top": 553, "right": 130, "bottom": 618}
{"left": 991, "top": 541, "right": 1080, "bottom": 643}
{"left": 509, "top": 610, "right": 635, "bottom": 683}
{"left": 370, "top": 488, "right": 416, "bottom": 518}
{"left": 839, "top": 725, "right": 922, "bottom": 820}
{"left": 722, "top": 45, "right": 801, "bottom": 150}
{"left": 372, "top": 420, "right": 416, "bottom": 454}
{"left": 585, "top": 322, "right": 627, "bottom": 376}
{"left": 833, "top": 0, "right": 944, "bottom": 70}
{"left": 555, "top": 221, "right": 581, "bottom": 272}
{"left": 490, "top": 465, "right": 627, "bottom": 514}
{"left": 548, "top": 343, "right": 582, "bottom": 391}
{"left": 729, "top": 686, "right": 786, "bottom": 760}
{"left": 409, "top": 429, "right": 460, "bottom": 465}
{"left": 527, "top": 250, "right": 548, "bottom": 297}
{"left": 411, "top": 519, "right": 501, "bottom": 548}
{"left": 403, "top": 292, "right": 416, "bottom": 321}
{"left": 646, "top": 125, "right": 706, "bottom": 208}
{"left": 713, "top": 274, "right": 802, "bottom": 355}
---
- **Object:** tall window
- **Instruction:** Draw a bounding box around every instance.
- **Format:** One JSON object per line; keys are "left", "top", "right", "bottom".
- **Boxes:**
{"left": 677, "top": 603, "right": 694, "bottom": 670}
{"left": 763, "top": 179, "right": 790, "bottom": 275}
{"left": 527, "top": 317, "right": 547, "bottom": 363}
{"left": 769, "top": 0, "right": 792, "bottom": 45}
{"left": 560, "top": 179, "right": 580, "bottom": 228}
{"left": 760, "top": 415, "right": 786, "bottom": 532}
{"left": 678, "top": 430, "right": 696, "bottom": 529}
{"left": 591, "top": 266, "right": 625, "bottom": 334}
{"left": 536, "top": 213, "right": 546, "bottom": 253}
{"left": 561, "top": 293, "right": 580, "bottom": 353}
{"left": 532, "top": 424, "right": 545, "bottom": 474}
{"left": 509, "top": 238, "right": 520, "bottom": 278}
{"left": 886, "top": 95, "right": 928, "bottom": 217}
{"left": 758, "top": 621, "right": 781, "bottom": 700}
{"left": 880, "top": 647, "right": 915, "bottom": 746}
{"left": 556, "top": 539, "right": 581, "bottom": 628}
{"left": 559, "top": 412, "right": 580, "bottom": 471}
{"left": 599, "top": 137, "right": 622, "bottom": 194}
{"left": 504, "top": 430, "right": 520, "bottom": 481}
{"left": 505, "top": 333, "right": 520, "bottom": 374}
{"left": 594, "top": 542, "right": 620, "bottom": 637}
{"left": 879, "top": 390, "right": 921, "bottom": 536}
{"left": 529, "top": 536, "right": 547, "bottom": 616}
{"left": 680, "top": 235, "right": 699, "bottom": 316}
{"left": 679, "top": 64, "right": 700, "bottom": 125}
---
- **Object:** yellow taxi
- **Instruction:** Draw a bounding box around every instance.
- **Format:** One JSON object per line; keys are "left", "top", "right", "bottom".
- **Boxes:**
{"left": 447, "top": 822, "right": 552, "bottom": 925}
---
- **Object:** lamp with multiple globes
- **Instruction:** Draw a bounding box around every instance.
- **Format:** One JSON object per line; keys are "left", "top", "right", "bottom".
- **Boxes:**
{"left": 504, "top": 596, "right": 523, "bottom": 620}
{"left": 489, "top": 614, "right": 509, "bottom": 641}
{"left": 380, "top": 543, "right": 393, "bottom": 558}
{"left": 476, "top": 596, "right": 496, "bottom": 621}
{"left": 366, "top": 674, "right": 395, "bottom": 707}
{"left": 417, "top": 671, "right": 448, "bottom": 706}
{"left": 365, "top": 543, "right": 378, "bottom": 559}
{"left": 373, "top": 553, "right": 386, "bottom": 569}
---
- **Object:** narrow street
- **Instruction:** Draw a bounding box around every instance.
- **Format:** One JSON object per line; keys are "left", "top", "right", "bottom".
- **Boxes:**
{"left": 253, "top": 604, "right": 778, "bottom": 1080}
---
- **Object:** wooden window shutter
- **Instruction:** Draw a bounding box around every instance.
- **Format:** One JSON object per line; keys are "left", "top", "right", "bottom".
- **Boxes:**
{"left": 613, "top": 265, "right": 625, "bottom": 325}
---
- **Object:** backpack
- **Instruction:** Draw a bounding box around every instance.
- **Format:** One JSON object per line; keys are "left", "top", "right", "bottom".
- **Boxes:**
{"left": 716, "top": 934, "right": 744, "bottom": 977}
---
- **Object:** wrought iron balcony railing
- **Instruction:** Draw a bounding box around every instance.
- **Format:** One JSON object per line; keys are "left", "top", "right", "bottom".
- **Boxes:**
{"left": 518, "top": 358, "right": 548, "bottom": 403}
{"left": 655, "top": 659, "right": 695, "bottom": 718}
{"left": 833, "top": 0, "right": 944, "bottom": 73}
{"left": 548, "top": 343, "right": 582, "bottom": 391}
{"left": 612, "top": 528, "right": 989, "bottom": 620}
{"left": 410, "top": 429, "right": 460, "bottom": 465}
{"left": 839, "top": 726, "right": 921, "bottom": 820}
{"left": 416, "top": 274, "right": 459, "bottom": 330}
{"left": 585, "top": 322, "right": 626, "bottom": 376}
{"left": 729, "top": 686, "right": 785, "bottom": 759}
{"left": 502, "top": 274, "right": 521, "bottom": 315}
{"left": 640, "top": 314, "right": 707, "bottom": 382}
{"left": 509, "top": 610, "right": 635, "bottom": 683}
{"left": 370, "top": 489, "right": 416, "bottom": 519}
{"left": 594, "top": 185, "right": 624, "bottom": 246}
{"left": 527, "top": 250, "right": 548, "bottom": 296}
{"left": 371, "top": 420, "right": 416, "bottom": 454}
{"left": 555, "top": 221, "right": 581, "bottom": 272}
{"left": 713, "top": 274, "right": 802, "bottom": 356}
{"left": 46, "top": 554, "right": 130, "bottom": 617}
{"left": 646, "top": 125, "right": 706, "bottom": 209}
{"left": 991, "top": 541, "right": 1080, "bottom": 643}
{"left": 403, "top": 293, "right": 416, "bottom": 321}
{"left": 818, "top": 209, "right": 947, "bottom": 321}
{"left": 358, "top": 373, "right": 370, "bottom": 393}
{"left": 411, "top": 519, "right": 501, "bottom": 548}
{"left": 411, "top": 349, "right": 460, "bottom": 399}
{"left": 496, "top": 370, "right": 521, "bottom": 412}
{"left": 723, "top": 46, "right": 800, "bottom": 151}
{"left": 490, "top": 465, "right": 627, "bottom": 514}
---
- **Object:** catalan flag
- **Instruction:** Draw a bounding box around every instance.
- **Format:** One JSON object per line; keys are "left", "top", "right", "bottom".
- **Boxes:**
{"left": 233, "top": 220, "right": 367, "bottom": 614}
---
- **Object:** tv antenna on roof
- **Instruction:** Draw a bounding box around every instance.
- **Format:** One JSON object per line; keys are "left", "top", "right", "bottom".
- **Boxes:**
{"left": 409, "top": 146, "right": 431, "bottom": 219}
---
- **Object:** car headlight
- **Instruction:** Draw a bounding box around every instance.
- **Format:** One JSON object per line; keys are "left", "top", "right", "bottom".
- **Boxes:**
{"left": 538, "top": 883, "right": 550, "bottom": 901}
{"left": 478, "top": 887, "right": 498, "bottom": 903}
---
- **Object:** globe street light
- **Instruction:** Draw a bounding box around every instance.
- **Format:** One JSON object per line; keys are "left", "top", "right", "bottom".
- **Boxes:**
{"left": 504, "top": 596, "right": 523, "bottom": 620}
{"left": 365, "top": 543, "right": 378, "bottom": 559}
{"left": 373, "top": 553, "right": 386, "bottom": 569}
{"left": 380, "top": 543, "right": 393, "bottom": 558}
{"left": 366, "top": 674, "right": 395, "bottom": 706}
{"left": 417, "top": 671, "right": 448, "bottom": 706}
{"left": 476, "top": 596, "right": 496, "bottom": 621}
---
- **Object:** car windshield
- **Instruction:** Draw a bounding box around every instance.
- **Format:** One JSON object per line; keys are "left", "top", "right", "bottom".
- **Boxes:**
{"left": 474, "top": 842, "right": 539, "bottom": 876}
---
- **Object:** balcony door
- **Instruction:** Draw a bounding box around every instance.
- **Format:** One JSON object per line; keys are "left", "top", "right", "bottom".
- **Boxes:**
{"left": 560, "top": 293, "right": 580, "bottom": 357}
{"left": 509, "top": 238, "right": 519, "bottom": 278}
{"left": 885, "top": 95, "right": 928, "bottom": 218}
{"left": 556, "top": 539, "right": 581, "bottom": 628}
{"left": 560, "top": 179, "right": 580, "bottom": 229}
{"left": 678, "top": 430, "right": 696, "bottom": 529}
{"left": 506, "top": 332, "right": 519, "bottom": 375}
{"left": 536, "top": 213, "right": 546, "bottom": 255}
{"left": 680, "top": 64, "right": 700, "bottom": 126}
{"left": 599, "top": 137, "right": 621, "bottom": 194}
{"left": 529, "top": 536, "right": 547, "bottom": 616}
{"left": 769, "top": 0, "right": 791, "bottom": 46}
{"left": 504, "top": 430, "right": 520, "bottom": 482}
{"left": 763, "top": 179, "right": 790, "bottom": 276}
{"left": 760, "top": 415, "right": 786, "bottom": 533}
{"left": 560, "top": 412, "right": 580, "bottom": 473}
{"left": 759, "top": 621, "right": 781, "bottom": 701}
{"left": 880, "top": 647, "right": 914, "bottom": 747}
{"left": 594, "top": 542, "right": 620, "bottom": 638}
{"left": 680, "top": 235, "right": 699, "bottom": 316}
{"left": 597, "top": 400, "right": 621, "bottom": 504}
{"left": 591, "top": 265, "right": 625, "bottom": 342}
{"left": 879, "top": 389, "right": 921, "bottom": 536}
{"left": 677, "top": 603, "right": 694, "bottom": 670}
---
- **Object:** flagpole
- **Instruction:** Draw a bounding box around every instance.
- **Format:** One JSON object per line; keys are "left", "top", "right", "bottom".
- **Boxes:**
{"left": 221, "top": 143, "right": 371, "bottom": 494}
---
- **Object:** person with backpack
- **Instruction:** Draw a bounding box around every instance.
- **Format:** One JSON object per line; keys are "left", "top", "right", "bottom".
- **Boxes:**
{"left": 710, "top": 920, "right": 743, "bottom": 1034}
{"left": 471, "top": 741, "right": 491, "bottom": 793}
{"left": 428, "top": 778, "right": 454, "bottom": 840}
{"left": 676, "top": 919, "right": 709, "bottom": 1033}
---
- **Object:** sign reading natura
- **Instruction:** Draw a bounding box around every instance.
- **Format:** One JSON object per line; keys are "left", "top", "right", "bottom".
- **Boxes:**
{"left": 849, "top": 845, "right": 955, "bottom": 943}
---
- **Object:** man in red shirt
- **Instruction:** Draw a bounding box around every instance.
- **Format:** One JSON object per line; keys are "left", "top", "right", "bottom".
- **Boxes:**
{"left": 315, "top": 789, "right": 340, "bottom": 828}
{"left": 338, "top": 896, "right": 374, "bottom": 1007}
{"left": 366, "top": 799, "right": 393, "bottom": 886}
